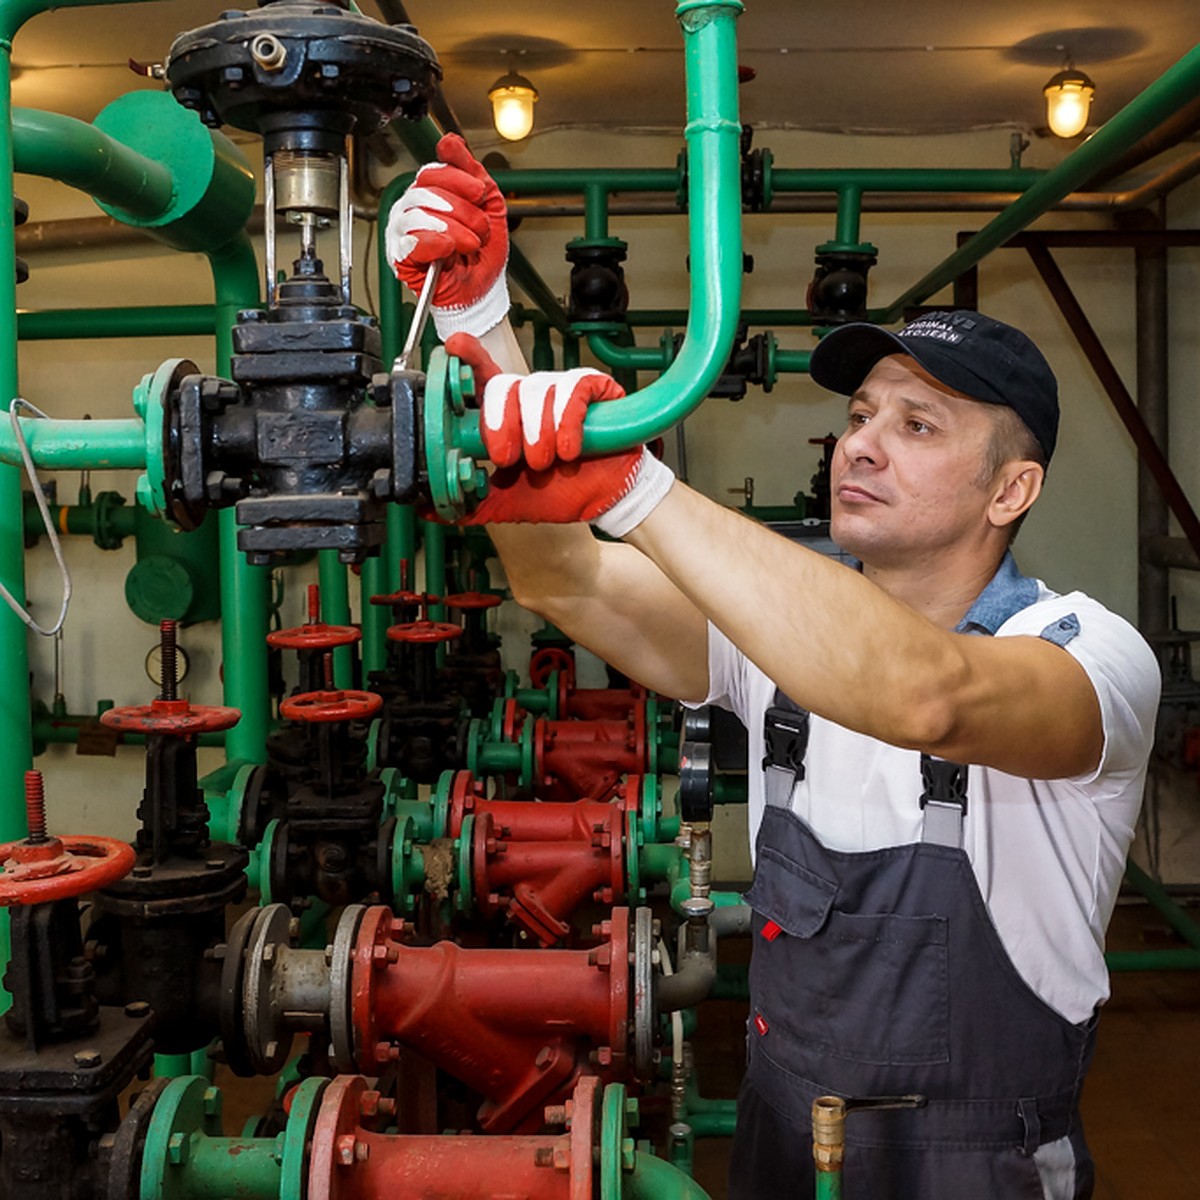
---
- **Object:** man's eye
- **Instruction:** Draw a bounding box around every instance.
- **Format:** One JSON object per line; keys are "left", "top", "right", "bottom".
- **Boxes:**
{"left": 908, "top": 420, "right": 931, "bottom": 434}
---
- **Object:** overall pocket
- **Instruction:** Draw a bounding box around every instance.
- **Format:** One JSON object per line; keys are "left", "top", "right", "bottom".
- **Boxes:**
{"left": 746, "top": 843, "right": 950, "bottom": 1066}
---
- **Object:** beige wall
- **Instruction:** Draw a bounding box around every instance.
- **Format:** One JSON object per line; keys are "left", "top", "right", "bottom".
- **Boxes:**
{"left": 13, "top": 119, "right": 1196, "bottom": 876}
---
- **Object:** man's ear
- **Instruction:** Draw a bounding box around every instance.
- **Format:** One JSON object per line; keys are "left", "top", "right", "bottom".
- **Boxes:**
{"left": 989, "top": 462, "right": 1043, "bottom": 529}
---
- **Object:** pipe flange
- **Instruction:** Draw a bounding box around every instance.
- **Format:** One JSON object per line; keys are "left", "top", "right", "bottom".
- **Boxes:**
{"left": 328, "top": 904, "right": 367, "bottom": 1073}
{"left": 306, "top": 1074, "right": 370, "bottom": 1200}
{"left": 632, "top": 905, "right": 657, "bottom": 1079}
{"left": 678, "top": 740, "right": 714, "bottom": 824}
{"left": 137, "top": 1076, "right": 217, "bottom": 1200}
{"left": 346, "top": 906, "right": 402, "bottom": 1073}
{"left": 243, "top": 902, "right": 297, "bottom": 1074}
{"left": 105, "top": 1076, "right": 170, "bottom": 1200}
{"left": 280, "top": 1076, "right": 328, "bottom": 1200}
{"left": 623, "top": 810, "right": 642, "bottom": 906}
{"left": 599, "top": 1082, "right": 637, "bottom": 1200}
{"left": 218, "top": 906, "right": 259, "bottom": 1077}
{"left": 605, "top": 906, "right": 630, "bottom": 1073}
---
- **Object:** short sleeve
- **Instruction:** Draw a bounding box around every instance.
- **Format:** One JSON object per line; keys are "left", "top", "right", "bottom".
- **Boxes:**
{"left": 998, "top": 593, "right": 1160, "bottom": 784}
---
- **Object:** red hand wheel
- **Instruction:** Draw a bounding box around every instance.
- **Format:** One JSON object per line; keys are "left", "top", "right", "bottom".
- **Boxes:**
{"left": 280, "top": 689, "right": 384, "bottom": 724}
{"left": 386, "top": 621, "right": 463, "bottom": 645}
{"left": 267, "top": 624, "right": 360, "bottom": 651}
{"left": 444, "top": 592, "right": 502, "bottom": 612}
{"left": 101, "top": 698, "right": 241, "bottom": 736}
{"left": 0, "top": 836, "right": 135, "bottom": 906}
{"left": 369, "top": 590, "right": 440, "bottom": 607}
{"left": 529, "top": 646, "right": 576, "bottom": 690}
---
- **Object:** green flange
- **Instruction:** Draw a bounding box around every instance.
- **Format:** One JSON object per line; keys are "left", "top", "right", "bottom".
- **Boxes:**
{"left": 366, "top": 716, "right": 381, "bottom": 773}
{"left": 132, "top": 358, "right": 194, "bottom": 518}
{"left": 625, "top": 811, "right": 644, "bottom": 906}
{"left": 454, "top": 814, "right": 474, "bottom": 914}
{"left": 215, "top": 761, "right": 256, "bottom": 845}
{"left": 257, "top": 819, "right": 280, "bottom": 905}
{"left": 599, "top": 1082, "right": 639, "bottom": 1200}
{"left": 640, "top": 774, "right": 662, "bottom": 844}
{"left": 390, "top": 814, "right": 423, "bottom": 916}
{"left": 423, "top": 346, "right": 490, "bottom": 520}
{"left": 280, "top": 1077, "right": 328, "bottom": 1200}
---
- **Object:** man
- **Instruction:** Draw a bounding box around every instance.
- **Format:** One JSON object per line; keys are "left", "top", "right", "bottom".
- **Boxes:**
{"left": 388, "top": 135, "right": 1160, "bottom": 1198}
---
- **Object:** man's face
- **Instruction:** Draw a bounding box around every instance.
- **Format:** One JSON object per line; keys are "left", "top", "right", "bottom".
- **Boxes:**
{"left": 829, "top": 353, "right": 1000, "bottom": 569}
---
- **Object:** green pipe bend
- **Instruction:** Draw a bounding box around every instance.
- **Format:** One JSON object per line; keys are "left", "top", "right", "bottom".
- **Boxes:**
{"left": 626, "top": 1151, "right": 713, "bottom": 1199}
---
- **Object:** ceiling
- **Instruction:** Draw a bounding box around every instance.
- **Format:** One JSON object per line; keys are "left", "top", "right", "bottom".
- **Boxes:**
{"left": 10, "top": 1, "right": 1200, "bottom": 149}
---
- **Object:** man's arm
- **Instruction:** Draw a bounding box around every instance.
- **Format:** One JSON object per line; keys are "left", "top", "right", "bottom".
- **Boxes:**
{"left": 627, "top": 481, "right": 1105, "bottom": 780}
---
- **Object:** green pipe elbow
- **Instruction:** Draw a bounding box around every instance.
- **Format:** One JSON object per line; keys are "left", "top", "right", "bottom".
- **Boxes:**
{"left": 626, "top": 1151, "right": 714, "bottom": 1199}
{"left": 12, "top": 107, "right": 175, "bottom": 217}
{"left": 91, "top": 91, "right": 256, "bottom": 254}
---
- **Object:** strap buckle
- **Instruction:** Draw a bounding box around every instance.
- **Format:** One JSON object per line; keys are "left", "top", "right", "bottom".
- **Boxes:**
{"left": 763, "top": 706, "right": 809, "bottom": 780}
{"left": 919, "top": 756, "right": 968, "bottom": 815}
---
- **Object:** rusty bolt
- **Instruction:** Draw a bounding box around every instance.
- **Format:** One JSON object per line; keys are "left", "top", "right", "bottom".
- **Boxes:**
{"left": 261, "top": 943, "right": 275, "bottom": 964}
{"left": 552, "top": 1141, "right": 572, "bottom": 1170}
{"left": 377, "top": 1097, "right": 396, "bottom": 1117}
{"left": 124, "top": 1001, "right": 150, "bottom": 1019}
{"left": 74, "top": 1049, "right": 102, "bottom": 1069}
{"left": 389, "top": 918, "right": 406, "bottom": 939}
{"left": 534, "top": 1147, "right": 555, "bottom": 1168}
{"left": 595, "top": 1046, "right": 613, "bottom": 1067}
{"left": 371, "top": 944, "right": 390, "bottom": 968}
{"left": 544, "top": 1104, "right": 568, "bottom": 1126}
{"left": 374, "top": 1041, "right": 400, "bottom": 1064}
{"left": 356, "top": 1142, "right": 370, "bottom": 1162}
{"left": 335, "top": 1134, "right": 356, "bottom": 1167}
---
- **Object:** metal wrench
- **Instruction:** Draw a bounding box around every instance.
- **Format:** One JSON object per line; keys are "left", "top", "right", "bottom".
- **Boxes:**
{"left": 392, "top": 260, "right": 442, "bottom": 373}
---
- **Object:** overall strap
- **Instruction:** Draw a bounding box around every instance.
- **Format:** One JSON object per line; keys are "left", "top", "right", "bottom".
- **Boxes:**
{"left": 919, "top": 755, "right": 969, "bottom": 848}
{"left": 763, "top": 688, "right": 809, "bottom": 809}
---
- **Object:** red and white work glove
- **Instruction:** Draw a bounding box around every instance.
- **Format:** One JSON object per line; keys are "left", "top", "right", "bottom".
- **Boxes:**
{"left": 385, "top": 133, "right": 510, "bottom": 340}
{"left": 445, "top": 333, "right": 675, "bottom": 536}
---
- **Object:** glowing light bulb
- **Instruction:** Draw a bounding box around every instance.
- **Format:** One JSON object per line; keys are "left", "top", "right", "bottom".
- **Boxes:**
{"left": 488, "top": 71, "right": 538, "bottom": 141}
{"left": 1044, "top": 69, "right": 1095, "bottom": 139}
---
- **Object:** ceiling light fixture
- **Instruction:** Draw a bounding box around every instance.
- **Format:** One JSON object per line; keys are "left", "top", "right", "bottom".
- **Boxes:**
{"left": 1043, "top": 66, "right": 1095, "bottom": 139}
{"left": 488, "top": 69, "right": 538, "bottom": 141}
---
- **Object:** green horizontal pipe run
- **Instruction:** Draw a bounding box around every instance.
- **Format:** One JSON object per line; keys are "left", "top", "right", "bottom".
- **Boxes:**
{"left": 18, "top": 305, "right": 217, "bottom": 340}
{"left": 878, "top": 42, "right": 1200, "bottom": 322}
{"left": 626, "top": 1151, "right": 713, "bottom": 1200}
{"left": 490, "top": 167, "right": 682, "bottom": 196}
{"left": 476, "top": 740, "right": 523, "bottom": 773}
{"left": 775, "top": 349, "right": 812, "bottom": 374}
{"left": 1106, "top": 948, "right": 1200, "bottom": 971}
{"left": 587, "top": 334, "right": 671, "bottom": 371}
{"left": 0, "top": 416, "right": 145, "bottom": 470}
{"left": 770, "top": 168, "right": 1041, "bottom": 194}
{"left": 24, "top": 500, "right": 136, "bottom": 542}
{"left": 33, "top": 714, "right": 224, "bottom": 750}
{"left": 713, "top": 775, "right": 747, "bottom": 805}
{"left": 167, "top": 1137, "right": 280, "bottom": 1200}
{"left": 627, "top": 309, "right": 817, "bottom": 327}
{"left": 687, "top": 1109, "right": 738, "bottom": 1138}
{"left": 455, "top": 0, "right": 745, "bottom": 459}
{"left": 13, "top": 107, "right": 174, "bottom": 217}
{"left": 1123, "top": 859, "right": 1200, "bottom": 951}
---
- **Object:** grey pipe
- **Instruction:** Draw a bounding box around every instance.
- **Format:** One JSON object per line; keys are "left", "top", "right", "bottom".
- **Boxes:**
{"left": 711, "top": 903, "right": 751, "bottom": 938}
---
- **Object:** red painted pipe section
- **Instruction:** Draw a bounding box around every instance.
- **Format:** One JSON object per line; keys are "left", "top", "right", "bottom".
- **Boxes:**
{"left": 533, "top": 709, "right": 648, "bottom": 802}
{"left": 350, "top": 906, "right": 631, "bottom": 1132}
{"left": 471, "top": 810, "right": 625, "bottom": 945}
{"left": 564, "top": 684, "right": 648, "bottom": 722}
{"left": 308, "top": 1074, "right": 599, "bottom": 1200}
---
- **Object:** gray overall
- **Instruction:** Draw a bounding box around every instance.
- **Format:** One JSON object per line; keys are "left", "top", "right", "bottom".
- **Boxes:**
{"left": 729, "top": 556, "right": 1097, "bottom": 1199}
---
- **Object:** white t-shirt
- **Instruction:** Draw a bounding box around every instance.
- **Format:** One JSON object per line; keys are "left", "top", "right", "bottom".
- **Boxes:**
{"left": 701, "top": 581, "right": 1160, "bottom": 1025}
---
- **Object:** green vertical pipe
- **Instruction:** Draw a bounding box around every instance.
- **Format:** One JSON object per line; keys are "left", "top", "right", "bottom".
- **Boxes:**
{"left": 388, "top": 504, "right": 417, "bottom": 593}
{"left": 834, "top": 184, "right": 863, "bottom": 247}
{"left": 360, "top": 555, "right": 388, "bottom": 675}
{"left": 876, "top": 42, "right": 1200, "bottom": 322}
{"left": 208, "top": 236, "right": 269, "bottom": 764}
{"left": 626, "top": 1152, "right": 713, "bottom": 1199}
{"left": 423, "top": 518, "right": 446, "bottom": 620}
{"left": 583, "top": 180, "right": 609, "bottom": 241}
{"left": 816, "top": 1168, "right": 843, "bottom": 1200}
{"left": 0, "top": 50, "right": 31, "bottom": 840}
{"left": 318, "top": 550, "right": 353, "bottom": 688}
{"left": 531, "top": 320, "right": 555, "bottom": 370}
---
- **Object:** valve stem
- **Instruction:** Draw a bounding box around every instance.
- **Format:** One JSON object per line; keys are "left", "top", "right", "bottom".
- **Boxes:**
{"left": 24, "top": 770, "right": 47, "bottom": 843}
{"left": 159, "top": 619, "right": 178, "bottom": 702}
{"left": 308, "top": 583, "right": 321, "bottom": 626}
{"left": 323, "top": 651, "right": 335, "bottom": 690}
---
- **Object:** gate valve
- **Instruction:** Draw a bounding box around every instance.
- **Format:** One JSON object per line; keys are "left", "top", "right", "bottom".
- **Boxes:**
{"left": 533, "top": 708, "right": 650, "bottom": 804}
{"left": 280, "top": 688, "right": 384, "bottom": 724}
{"left": 99, "top": 696, "right": 241, "bottom": 737}
{"left": 529, "top": 645, "right": 576, "bottom": 691}
{"left": 386, "top": 619, "right": 462, "bottom": 646}
{"left": 369, "top": 561, "right": 437, "bottom": 624}
{"left": 0, "top": 772, "right": 135, "bottom": 906}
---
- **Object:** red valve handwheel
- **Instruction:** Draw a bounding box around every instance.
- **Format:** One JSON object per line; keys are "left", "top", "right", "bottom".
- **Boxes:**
{"left": 386, "top": 621, "right": 463, "bottom": 645}
{"left": 267, "top": 624, "right": 360, "bottom": 650}
{"left": 369, "top": 590, "right": 440, "bottom": 607}
{"left": 0, "top": 835, "right": 135, "bottom": 906}
{"left": 280, "top": 689, "right": 384, "bottom": 724}
{"left": 444, "top": 592, "right": 502, "bottom": 611}
{"left": 100, "top": 699, "right": 242, "bottom": 735}
{"left": 529, "top": 646, "right": 576, "bottom": 690}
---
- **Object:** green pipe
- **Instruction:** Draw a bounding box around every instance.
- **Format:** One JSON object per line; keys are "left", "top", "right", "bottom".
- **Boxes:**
{"left": 1106, "top": 948, "right": 1200, "bottom": 971}
{"left": 640, "top": 841, "right": 683, "bottom": 882}
{"left": 455, "top": 0, "right": 744, "bottom": 459}
{"left": 816, "top": 1168, "right": 842, "bottom": 1200}
{"left": 531, "top": 320, "right": 555, "bottom": 370}
{"left": 389, "top": 504, "right": 417, "bottom": 593}
{"left": 13, "top": 107, "right": 174, "bottom": 217}
{"left": 490, "top": 167, "right": 682, "bottom": 197}
{"left": 769, "top": 168, "right": 1040, "bottom": 194}
{"left": 360, "top": 554, "right": 388, "bottom": 675}
{"left": 713, "top": 774, "right": 747, "bottom": 805}
{"left": 23, "top": 493, "right": 136, "bottom": 544}
{"left": 209, "top": 236, "right": 270, "bottom": 765}
{"left": 170, "top": 1135, "right": 280, "bottom": 1199}
{"left": 387, "top": 113, "right": 443, "bottom": 167}
{"left": 18, "top": 305, "right": 217, "bottom": 340}
{"left": 1123, "top": 859, "right": 1200, "bottom": 951}
{"left": 626, "top": 1151, "right": 713, "bottom": 1199}
{"left": 687, "top": 1108, "right": 738, "bottom": 1138}
{"left": 33, "top": 711, "right": 224, "bottom": 751}
{"left": 775, "top": 349, "right": 811, "bottom": 374}
{"left": 423, "top": 518, "right": 446, "bottom": 621}
{"left": 587, "top": 334, "right": 672, "bottom": 372}
{"left": 876, "top": 43, "right": 1200, "bottom": 322}
{"left": 318, "top": 550, "right": 353, "bottom": 688}
{"left": 0, "top": 47, "right": 31, "bottom": 841}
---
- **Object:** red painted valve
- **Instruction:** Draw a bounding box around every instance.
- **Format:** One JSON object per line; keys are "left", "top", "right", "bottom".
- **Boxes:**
{"left": 529, "top": 646, "right": 576, "bottom": 690}
{"left": 100, "top": 697, "right": 241, "bottom": 736}
{"left": 268, "top": 583, "right": 360, "bottom": 650}
{"left": 386, "top": 621, "right": 462, "bottom": 645}
{"left": 0, "top": 772, "right": 135, "bottom": 906}
{"left": 444, "top": 591, "right": 502, "bottom": 612}
{"left": 280, "top": 689, "right": 384, "bottom": 724}
{"left": 307, "top": 1074, "right": 599, "bottom": 1200}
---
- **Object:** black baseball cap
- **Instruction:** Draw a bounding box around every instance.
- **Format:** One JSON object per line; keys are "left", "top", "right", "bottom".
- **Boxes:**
{"left": 809, "top": 310, "right": 1059, "bottom": 462}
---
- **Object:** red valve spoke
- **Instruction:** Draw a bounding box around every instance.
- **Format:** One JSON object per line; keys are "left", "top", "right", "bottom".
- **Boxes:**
{"left": 280, "top": 689, "right": 384, "bottom": 724}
